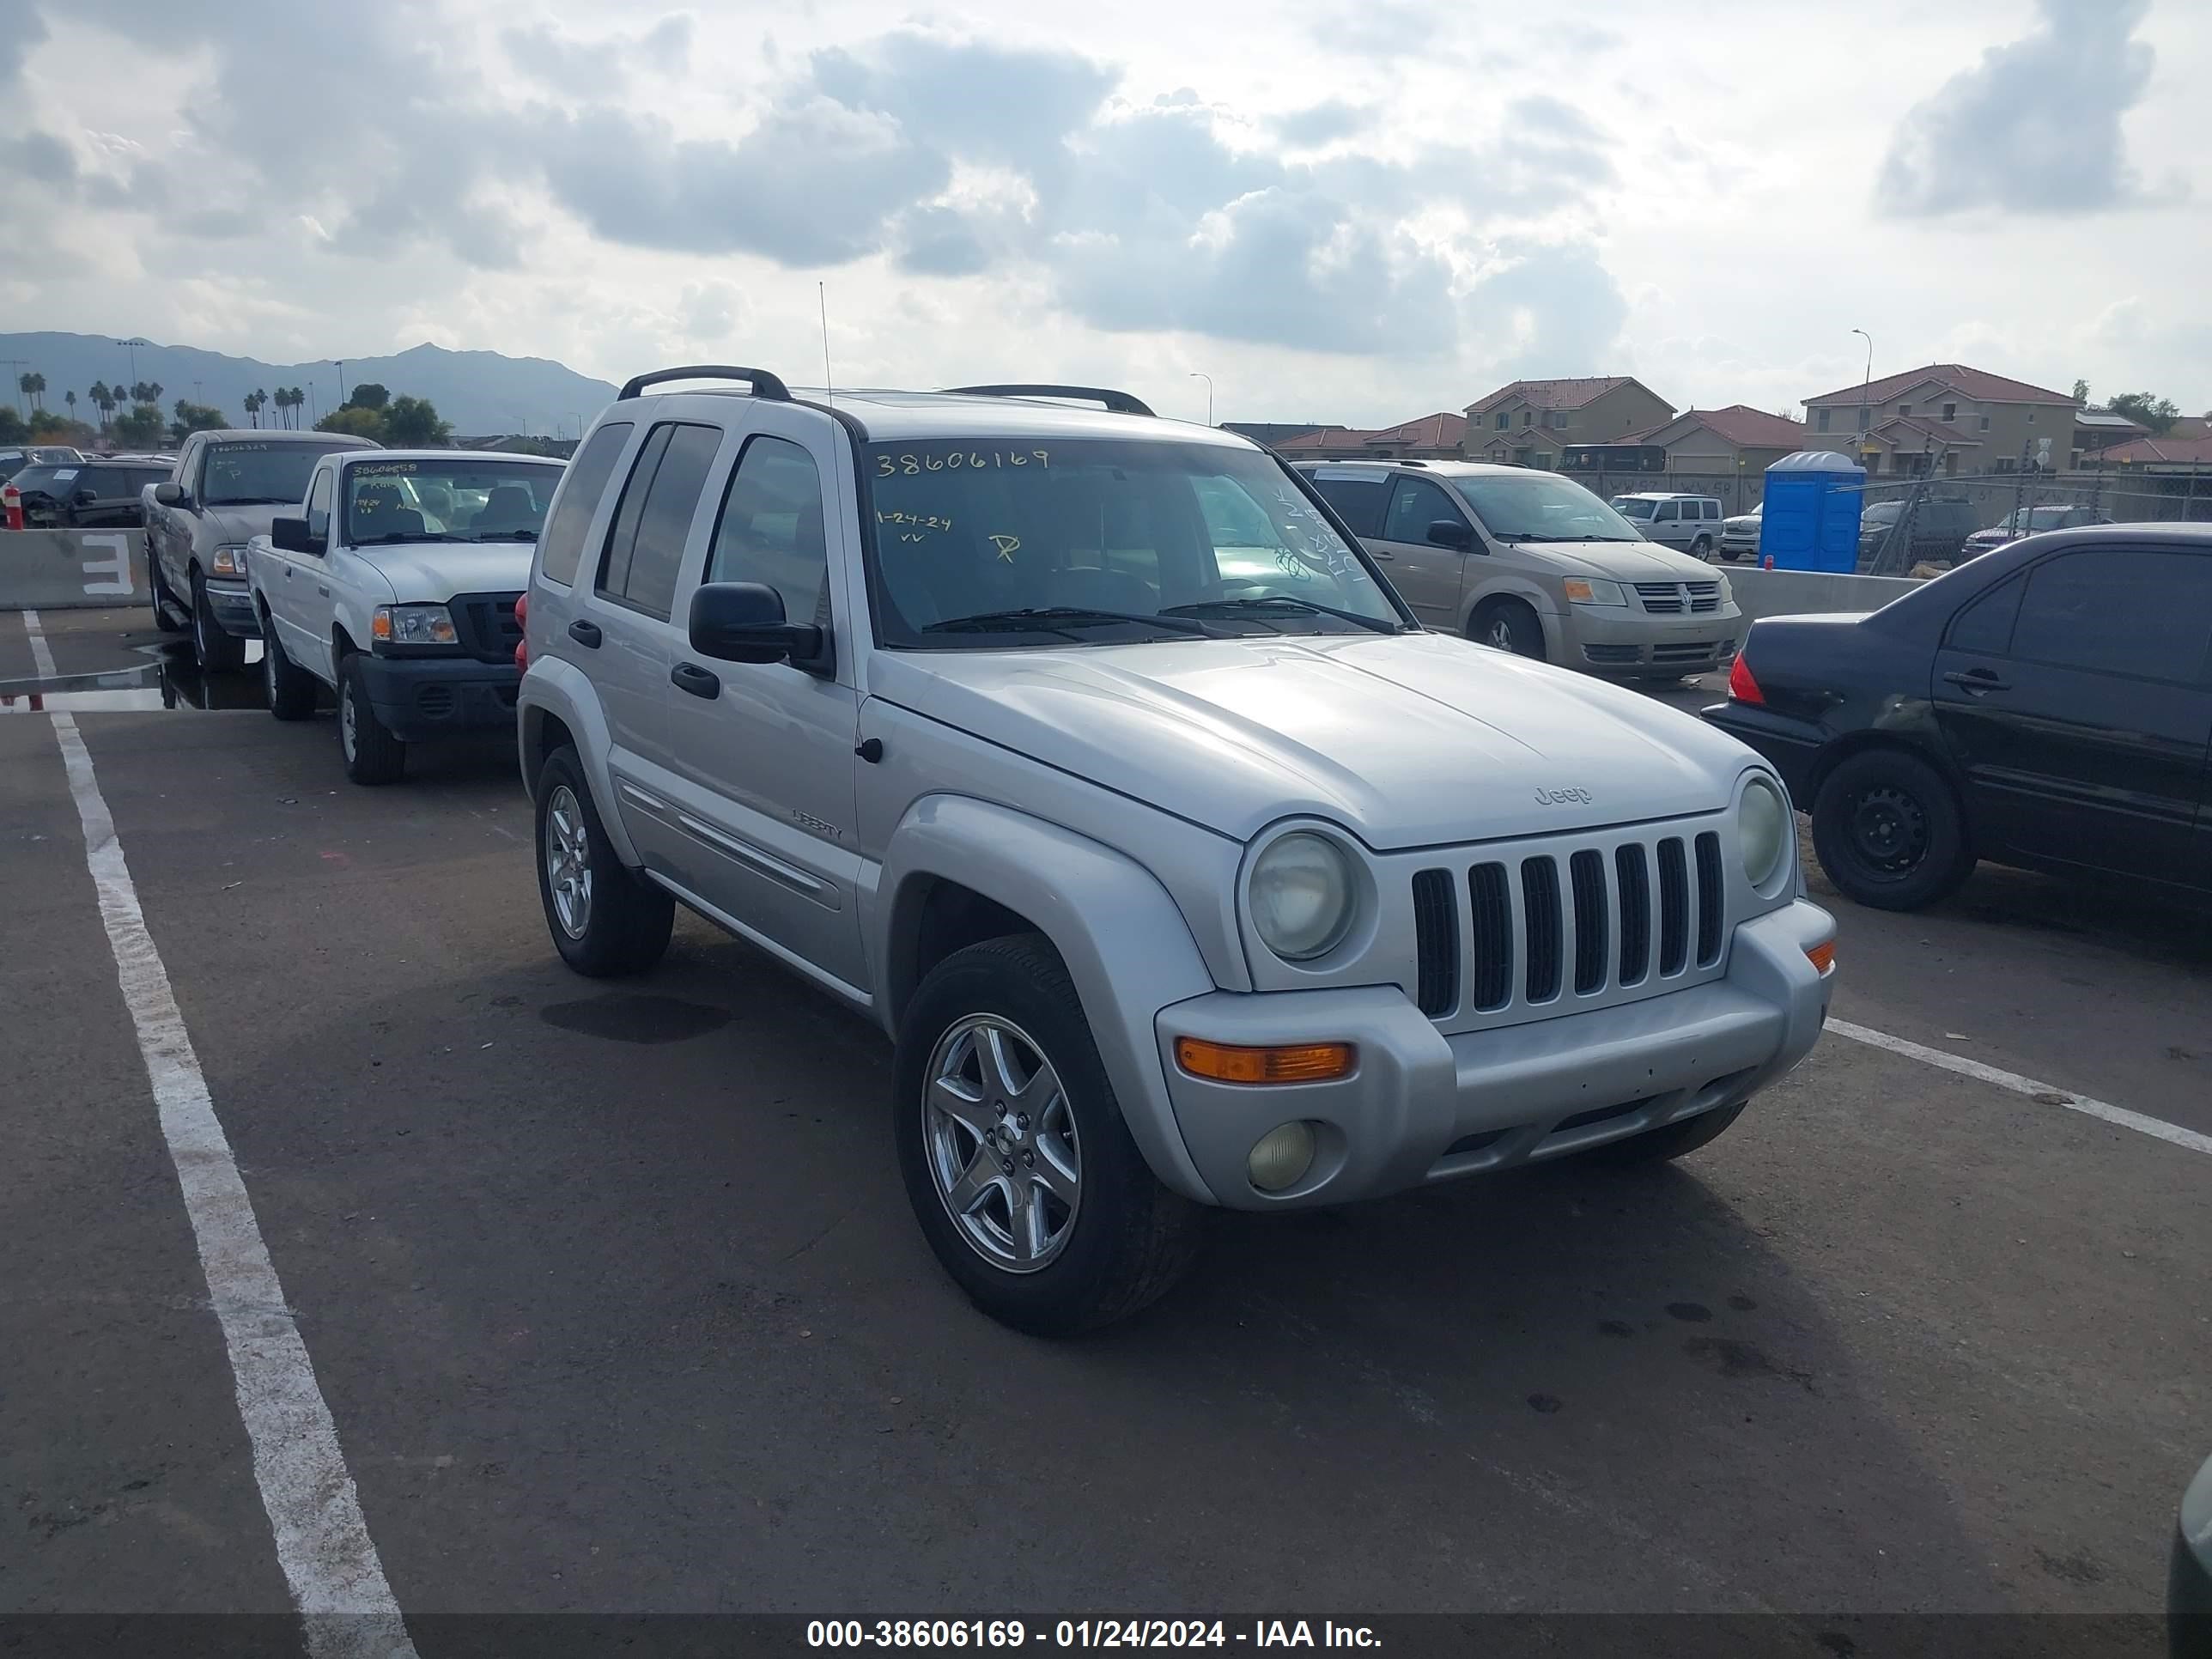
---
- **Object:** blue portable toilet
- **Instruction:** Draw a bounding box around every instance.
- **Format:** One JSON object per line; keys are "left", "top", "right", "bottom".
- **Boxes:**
{"left": 1759, "top": 450, "right": 1865, "bottom": 572}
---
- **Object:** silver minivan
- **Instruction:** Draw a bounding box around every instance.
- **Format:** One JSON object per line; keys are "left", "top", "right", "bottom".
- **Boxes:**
{"left": 1612, "top": 491, "right": 1724, "bottom": 558}
{"left": 1302, "top": 462, "right": 1743, "bottom": 678}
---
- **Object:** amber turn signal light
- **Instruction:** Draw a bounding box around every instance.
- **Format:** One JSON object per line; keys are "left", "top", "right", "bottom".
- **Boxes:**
{"left": 1805, "top": 939, "right": 1836, "bottom": 975}
{"left": 1175, "top": 1036, "right": 1355, "bottom": 1085}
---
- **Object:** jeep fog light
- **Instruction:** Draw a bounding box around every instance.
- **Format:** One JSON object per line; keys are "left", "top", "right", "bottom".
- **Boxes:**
{"left": 1248, "top": 1121, "right": 1318, "bottom": 1192}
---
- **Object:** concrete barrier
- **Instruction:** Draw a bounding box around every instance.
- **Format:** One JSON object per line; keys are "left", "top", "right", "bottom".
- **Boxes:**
{"left": 1724, "top": 564, "right": 1922, "bottom": 623}
{"left": 1, "top": 528, "right": 149, "bottom": 611}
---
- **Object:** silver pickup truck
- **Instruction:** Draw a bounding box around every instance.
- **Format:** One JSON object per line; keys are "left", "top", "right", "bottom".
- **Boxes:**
{"left": 517, "top": 369, "right": 1838, "bottom": 1334}
{"left": 143, "top": 428, "right": 374, "bottom": 671}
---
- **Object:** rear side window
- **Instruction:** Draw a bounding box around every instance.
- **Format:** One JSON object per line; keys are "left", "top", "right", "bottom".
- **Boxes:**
{"left": 597, "top": 422, "right": 722, "bottom": 621}
{"left": 1308, "top": 475, "right": 1388, "bottom": 538}
{"left": 2008, "top": 549, "right": 2212, "bottom": 684}
{"left": 1946, "top": 575, "right": 2021, "bottom": 656}
{"left": 538, "top": 421, "right": 633, "bottom": 586}
{"left": 1705, "top": 501, "right": 1722, "bottom": 520}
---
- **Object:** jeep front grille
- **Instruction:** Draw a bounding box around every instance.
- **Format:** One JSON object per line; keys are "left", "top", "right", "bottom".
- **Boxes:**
{"left": 1411, "top": 829, "right": 1727, "bottom": 1026}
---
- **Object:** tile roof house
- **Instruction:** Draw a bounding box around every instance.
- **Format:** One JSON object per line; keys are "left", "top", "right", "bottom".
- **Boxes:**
{"left": 1268, "top": 412, "right": 1467, "bottom": 460}
{"left": 1801, "top": 363, "right": 2080, "bottom": 477}
{"left": 2096, "top": 434, "right": 2212, "bottom": 469}
{"left": 1601, "top": 405, "right": 1808, "bottom": 495}
{"left": 1464, "top": 376, "right": 1672, "bottom": 467}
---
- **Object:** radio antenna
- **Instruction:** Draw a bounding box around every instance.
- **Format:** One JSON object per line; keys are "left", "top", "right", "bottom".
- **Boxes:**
{"left": 818, "top": 281, "right": 834, "bottom": 407}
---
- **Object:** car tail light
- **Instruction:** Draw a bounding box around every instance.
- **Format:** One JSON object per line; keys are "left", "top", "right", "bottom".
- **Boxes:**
{"left": 1727, "top": 653, "right": 1764, "bottom": 705}
{"left": 514, "top": 592, "right": 529, "bottom": 670}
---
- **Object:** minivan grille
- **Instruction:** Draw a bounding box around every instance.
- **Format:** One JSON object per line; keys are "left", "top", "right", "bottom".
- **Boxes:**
{"left": 1633, "top": 580, "right": 1723, "bottom": 616}
{"left": 1409, "top": 829, "right": 1729, "bottom": 1025}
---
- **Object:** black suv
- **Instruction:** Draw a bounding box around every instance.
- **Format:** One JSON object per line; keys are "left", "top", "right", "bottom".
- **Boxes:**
{"left": 1858, "top": 496, "right": 1979, "bottom": 566}
{"left": 4, "top": 458, "right": 175, "bottom": 529}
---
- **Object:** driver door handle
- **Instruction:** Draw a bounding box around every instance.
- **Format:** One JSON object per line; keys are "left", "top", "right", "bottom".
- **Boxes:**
{"left": 1943, "top": 669, "right": 2010, "bottom": 694}
{"left": 672, "top": 661, "right": 720, "bottom": 699}
{"left": 567, "top": 619, "right": 601, "bottom": 647}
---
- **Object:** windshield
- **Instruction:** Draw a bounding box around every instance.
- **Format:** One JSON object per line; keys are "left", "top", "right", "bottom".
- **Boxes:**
{"left": 1863, "top": 502, "right": 1902, "bottom": 525}
{"left": 1612, "top": 497, "right": 1656, "bottom": 520}
{"left": 343, "top": 458, "right": 562, "bottom": 543}
{"left": 865, "top": 439, "right": 1406, "bottom": 647}
{"left": 202, "top": 441, "right": 357, "bottom": 507}
{"left": 1464, "top": 476, "right": 1645, "bottom": 541}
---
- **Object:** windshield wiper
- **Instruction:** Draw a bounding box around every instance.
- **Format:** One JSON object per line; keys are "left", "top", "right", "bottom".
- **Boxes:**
{"left": 208, "top": 496, "right": 299, "bottom": 507}
{"left": 354, "top": 531, "right": 469, "bottom": 544}
{"left": 1162, "top": 594, "right": 1400, "bottom": 634}
{"left": 1497, "top": 532, "right": 1634, "bottom": 544}
{"left": 467, "top": 529, "right": 538, "bottom": 541}
{"left": 924, "top": 606, "right": 1215, "bottom": 638}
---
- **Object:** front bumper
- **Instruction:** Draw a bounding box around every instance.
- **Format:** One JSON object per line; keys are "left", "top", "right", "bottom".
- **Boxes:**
{"left": 353, "top": 653, "right": 520, "bottom": 742}
{"left": 1154, "top": 900, "right": 1833, "bottom": 1209}
{"left": 1570, "top": 601, "right": 1744, "bottom": 673}
{"left": 204, "top": 578, "right": 261, "bottom": 639}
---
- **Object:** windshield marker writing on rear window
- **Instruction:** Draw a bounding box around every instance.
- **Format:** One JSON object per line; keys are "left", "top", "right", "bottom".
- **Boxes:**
{"left": 877, "top": 449, "right": 1048, "bottom": 477}
{"left": 353, "top": 462, "right": 420, "bottom": 476}
{"left": 990, "top": 534, "right": 1021, "bottom": 563}
{"left": 878, "top": 510, "right": 953, "bottom": 544}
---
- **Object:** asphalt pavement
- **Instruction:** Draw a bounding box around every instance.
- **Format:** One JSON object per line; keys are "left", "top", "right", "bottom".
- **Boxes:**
{"left": 3, "top": 607, "right": 2207, "bottom": 1650}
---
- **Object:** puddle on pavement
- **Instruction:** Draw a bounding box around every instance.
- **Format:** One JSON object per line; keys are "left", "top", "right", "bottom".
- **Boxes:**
{"left": 539, "top": 993, "right": 733, "bottom": 1045}
{"left": 0, "top": 641, "right": 271, "bottom": 714}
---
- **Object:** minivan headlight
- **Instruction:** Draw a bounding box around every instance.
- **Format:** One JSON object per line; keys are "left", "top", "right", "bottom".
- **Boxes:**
{"left": 1249, "top": 832, "right": 1355, "bottom": 961}
{"left": 1740, "top": 775, "right": 1790, "bottom": 890}
{"left": 1562, "top": 577, "right": 1627, "bottom": 607}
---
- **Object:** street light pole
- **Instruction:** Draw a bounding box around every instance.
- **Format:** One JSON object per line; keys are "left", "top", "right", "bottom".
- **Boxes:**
{"left": 114, "top": 337, "right": 149, "bottom": 392}
{"left": 331, "top": 360, "right": 346, "bottom": 411}
{"left": 1849, "top": 329, "right": 1873, "bottom": 455}
{"left": 1188, "top": 371, "right": 1213, "bottom": 427}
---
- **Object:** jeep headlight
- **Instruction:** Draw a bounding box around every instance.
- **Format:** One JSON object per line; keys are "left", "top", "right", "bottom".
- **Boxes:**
{"left": 1562, "top": 577, "right": 1627, "bottom": 607}
{"left": 1249, "top": 832, "right": 1355, "bottom": 961}
{"left": 210, "top": 544, "right": 248, "bottom": 578}
{"left": 1739, "top": 774, "right": 1790, "bottom": 890}
{"left": 372, "top": 603, "right": 459, "bottom": 647}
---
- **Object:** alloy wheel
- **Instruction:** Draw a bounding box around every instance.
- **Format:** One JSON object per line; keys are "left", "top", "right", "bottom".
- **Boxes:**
{"left": 922, "top": 1015, "right": 1081, "bottom": 1273}
{"left": 544, "top": 784, "right": 593, "bottom": 939}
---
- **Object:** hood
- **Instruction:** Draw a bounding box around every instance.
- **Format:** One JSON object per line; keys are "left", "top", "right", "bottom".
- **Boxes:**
{"left": 346, "top": 539, "right": 535, "bottom": 600}
{"left": 205, "top": 506, "right": 276, "bottom": 543}
{"left": 870, "top": 631, "right": 1752, "bottom": 849}
{"left": 1510, "top": 538, "right": 1722, "bottom": 581}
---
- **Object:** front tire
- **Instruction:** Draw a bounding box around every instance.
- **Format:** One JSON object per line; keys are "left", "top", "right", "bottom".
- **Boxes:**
{"left": 189, "top": 569, "right": 245, "bottom": 672}
{"left": 337, "top": 654, "right": 407, "bottom": 784}
{"left": 894, "top": 934, "right": 1202, "bottom": 1335}
{"left": 1469, "top": 598, "right": 1546, "bottom": 661}
{"left": 260, "top": 609, "right": 318, "bottom": 720}
{"left": 533, "top": 744, "right": 673, "bottom": 976}
{"left": 149, "top": 548, "right": 185, "bottom": 633}
{"left": 1811, "top": 747, "right": 1973, "bottom": 911}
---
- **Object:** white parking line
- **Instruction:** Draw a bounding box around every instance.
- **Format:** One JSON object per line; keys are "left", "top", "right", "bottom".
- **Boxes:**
{"left": 32, "top": 618, "right": 416, "bottom": 1658}
{"left": 1828, "top": 1017, "right": 2212, "bottom": 1158}
{"left": 22, "top": 606, "right": 58, "bottom": 678}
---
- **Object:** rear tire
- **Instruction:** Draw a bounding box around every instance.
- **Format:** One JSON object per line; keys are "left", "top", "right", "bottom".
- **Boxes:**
{"left": 894, "top": 933, "right": 1203, "bottom": 1335}
{"left": 1589, "top": 1100, "right": 1747, "bottom": 1164}
{"left": 1812, "top": 747, "right": 1973, "bottom": 911}
{"left": 189, "top": 569, "right": 245, "bottom": 672}
{"left": 1469, "top": 598, "right": 1546, "bottom": 661}
{"left": 1692, "top": 534, "right": 1714, "bottom": 558}
{"left": 533, "top": 744, "right": 673, "bottom": 977}
{"left": 337, "top": 653, "right": 407, "bottom": 785}
{"left": 260, "top": 609, "right": 318, "bottom": 720}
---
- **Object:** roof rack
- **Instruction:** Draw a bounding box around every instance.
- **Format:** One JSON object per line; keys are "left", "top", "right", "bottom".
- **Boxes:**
{"left": 941, "top": 384, "right": 1155, "bottom": 417}
{"left": 618, "top": 365, "right": 792, "bottom": 402}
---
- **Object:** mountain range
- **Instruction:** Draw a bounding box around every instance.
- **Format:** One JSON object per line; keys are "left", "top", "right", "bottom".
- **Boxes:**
{"left": 0, "top": 332, "right": 620, "bottom": 436}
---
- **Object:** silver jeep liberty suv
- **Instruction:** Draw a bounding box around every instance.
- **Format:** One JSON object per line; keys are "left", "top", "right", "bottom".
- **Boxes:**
{"left": 517, "top": 368, "right": 1836, "bottom": 1334}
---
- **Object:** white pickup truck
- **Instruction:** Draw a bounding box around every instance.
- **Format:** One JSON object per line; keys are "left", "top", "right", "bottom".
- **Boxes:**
{"left": 245, "top": 448, "right": 567, "bottom": 783}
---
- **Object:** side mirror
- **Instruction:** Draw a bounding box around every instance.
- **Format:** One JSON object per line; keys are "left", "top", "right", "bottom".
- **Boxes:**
{"left": 270, "top": 516, "right": 319, "bottom": 556}
{"left": 152, "top": 482, "right": 185, "bottom": 507}
{"left": 1425, "top": 519, "right": 1474, "bottom": 551}
{"left": 688, "top": 580, "right": 825, "bottom": 667}
{"left": 74, "top": 488, "right": 97, "bottom": 506}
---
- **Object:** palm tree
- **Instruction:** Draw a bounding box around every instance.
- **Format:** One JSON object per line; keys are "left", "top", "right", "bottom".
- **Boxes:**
{"left": 89, "top": 380, "right": 111, "bottom": 432}
{"left": 64, "top": 389, "right": 76, "bottom": 423}
{"left": 17, "top": 372, "right": 33, "bottom": 410}
{"left": 28, "top": 372, "right": 46, "bottom": 411}
{"left": 289, "top": 386, "right": 306, "bottom": 428}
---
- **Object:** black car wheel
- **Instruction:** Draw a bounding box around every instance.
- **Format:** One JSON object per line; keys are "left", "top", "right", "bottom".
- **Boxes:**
{"left": 260, "top": 608, "right": 319, "bottom": 720}
{"left": 1812, "top": 748, "right": 1973, "bottom": 911}
{"left": 148, "top": 548, "right": 185, "bottom": 633}
{"left": 1470, "top": 598, "right": 1546, "bottom": 661}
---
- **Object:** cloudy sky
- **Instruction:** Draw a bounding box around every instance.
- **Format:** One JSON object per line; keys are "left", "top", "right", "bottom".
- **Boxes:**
{"left": 1, "top": 0, "right": 2205, "bottom": 426}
